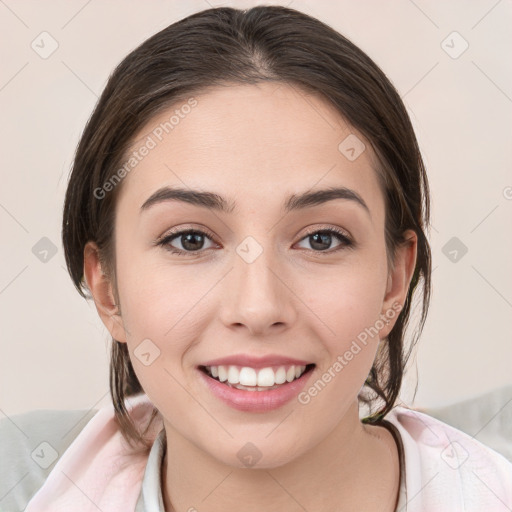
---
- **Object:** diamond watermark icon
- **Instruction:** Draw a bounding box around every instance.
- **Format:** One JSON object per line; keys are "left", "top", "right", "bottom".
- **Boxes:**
{"left": 237, "top": 442, "right": 263, "bottom": 467}
{"left": 338, "top": 134, "right": 366, "bottom": 161}
{"left": 441, "top": 31, "right": 469, "bottom": 59}
{"left": 441, "top": 441, "right": 469, "bottom": 469}
{"left": 442, "top": 237, "right": 468, "bottom": 263}
{"left": 32, "top": 237, "right": 58, "bottom": 263}
{"left": 31, "top": 31, "right": 59, "bottom": 59}
{"left": 31, "top": 441, "right": 58, "bottom": 469}
{"left": 236, "top": 236, "right": 263, "bottom": 264}
{"left": 134, "top": 338, "right": 161, "bottom": 366}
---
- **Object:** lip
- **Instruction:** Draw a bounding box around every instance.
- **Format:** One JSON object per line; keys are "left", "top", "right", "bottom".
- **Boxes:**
{"left": 197, "top": 364, "right": 316, "bottom": 413}
{"left": 199, "top": 354, "right": 313, "bottom": 370}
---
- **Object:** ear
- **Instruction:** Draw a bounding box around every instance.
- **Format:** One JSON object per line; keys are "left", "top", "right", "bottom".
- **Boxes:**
{"left": 83, "top": 241, "right": 127, "bottom": 343}
{"left": 379, "top": 229, "right": 418, "bottom": 339}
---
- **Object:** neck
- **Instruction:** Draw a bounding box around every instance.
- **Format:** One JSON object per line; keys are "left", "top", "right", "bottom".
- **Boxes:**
{"left": 161, "top": 401, "right": 400, "bottom": 512}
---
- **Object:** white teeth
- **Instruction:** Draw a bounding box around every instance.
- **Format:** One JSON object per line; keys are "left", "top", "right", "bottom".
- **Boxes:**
{"left": 227, "top": 366, "right": 240, "bottom": 384}
{"left": 205, "top": 364, "right": 308, "bottom": 387}
{"left": 239, "top": 367, "right": 257, "bottom": 386}
{"left": 257, "top": 367, "right": 275, "bottom": 387}
{"left": 274, "top": 366, "right": 287, "bottom": 384}
{"left": 218, "top": 365, "right": 228, "bottom": 382}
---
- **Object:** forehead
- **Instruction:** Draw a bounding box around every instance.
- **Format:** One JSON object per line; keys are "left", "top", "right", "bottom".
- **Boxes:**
{"left": 116, "top": 82, "right": 383, "bottom": 216}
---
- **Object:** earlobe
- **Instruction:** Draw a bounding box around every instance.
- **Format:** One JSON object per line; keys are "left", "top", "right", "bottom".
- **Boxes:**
{"left": 380, "top": 230, "right": 418, "bottom": 338}
{"left": 83, "top": 241, "right": 127, "bottom": 343}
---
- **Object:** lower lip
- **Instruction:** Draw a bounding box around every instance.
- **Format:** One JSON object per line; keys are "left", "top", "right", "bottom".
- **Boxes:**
{"left": 197, "top": 366, "right": 315, "bottom": 413}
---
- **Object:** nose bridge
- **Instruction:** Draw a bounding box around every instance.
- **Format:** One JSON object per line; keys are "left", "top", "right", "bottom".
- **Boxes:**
{"left": 221, "top": 234, "right": 294, "bottom": 333}
{"left": 235, "top": 234, "right": 281, "bottom": 305}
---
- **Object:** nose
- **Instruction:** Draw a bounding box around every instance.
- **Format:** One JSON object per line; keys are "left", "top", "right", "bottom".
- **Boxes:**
{"left": 219, "top": 244, "right": 297, "bottom": 337}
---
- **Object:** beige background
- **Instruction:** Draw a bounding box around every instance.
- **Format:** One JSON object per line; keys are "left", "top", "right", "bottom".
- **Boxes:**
{"left": 0, "top": 0, "right": 511, "bottom": 416}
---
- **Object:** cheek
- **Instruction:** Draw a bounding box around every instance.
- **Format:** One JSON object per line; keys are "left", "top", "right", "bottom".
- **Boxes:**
{"left": 114, "top": 250, "right": 219, "bottom": 403}
{"left": 114, "top": 222, "right": 205, "bottom": 333}
{"left": 117, "top": 258, "right": 207, "bottom": 344}
{"left": 299, "top": 252, "right": 389, "bottom": 397}
{"left": 114, "top": 258, "right": 207, "bottom": 413}
{"left": 297, "top": 271, "right": 387, "bottom": 413}
{"left": 304, "top": 258, "right": 388, "bottom": 341}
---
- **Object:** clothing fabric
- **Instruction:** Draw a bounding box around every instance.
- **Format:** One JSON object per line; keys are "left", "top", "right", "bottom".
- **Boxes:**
{"left": 23, "top": 393, "right": 163, "bottom": 512}
{"left": 4, "top": 393, "right": 512, "bottom": 511}
{"left": 0, "top": 407, "right": 98, "bottom": 512}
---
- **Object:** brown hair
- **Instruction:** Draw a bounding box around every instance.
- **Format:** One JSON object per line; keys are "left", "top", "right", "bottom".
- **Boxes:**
{"left": 62, "top": 5, "right": 431, "bottom": 486}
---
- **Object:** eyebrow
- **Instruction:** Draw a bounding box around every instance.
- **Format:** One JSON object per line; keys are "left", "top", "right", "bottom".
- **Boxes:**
{"left": 140, "top": 186, "right": 370, "bottom": 216}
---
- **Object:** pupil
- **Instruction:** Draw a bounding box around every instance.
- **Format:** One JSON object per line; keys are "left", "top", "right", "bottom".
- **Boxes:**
{"left": 182, "top": 232, "right": 203, "bottom": 251}
{"left": 310, "top": 232, "right": 330, "bottom": 251}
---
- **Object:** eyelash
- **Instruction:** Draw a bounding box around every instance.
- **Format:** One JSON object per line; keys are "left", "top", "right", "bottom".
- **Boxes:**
{"left": 156, "top": 226, "right": 354, "bottom": 257}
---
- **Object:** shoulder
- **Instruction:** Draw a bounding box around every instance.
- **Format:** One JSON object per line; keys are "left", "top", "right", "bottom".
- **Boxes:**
{"left": 387, "top": 406, "right": 512, "bottom": 511}
{"left": 420, "top": 385, "right": 512, "bottom": 463}
{"left": 0, "top": 407, "right": 97, "bottom": 512}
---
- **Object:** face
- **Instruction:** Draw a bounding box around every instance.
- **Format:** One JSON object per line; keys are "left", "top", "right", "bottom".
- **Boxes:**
{"left": 85, "top": 82, "right": 416, "bottom": 468}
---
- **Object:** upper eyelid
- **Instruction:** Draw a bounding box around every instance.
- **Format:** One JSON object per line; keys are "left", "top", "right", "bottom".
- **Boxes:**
{"left": 158, "top": 225, "right": 218, "bottom": 244}
{"left": 159, "top": 224, "right": 351, "bottom": 239}
{"left": 301, "top": 225, "right": 351, "bottom": 239}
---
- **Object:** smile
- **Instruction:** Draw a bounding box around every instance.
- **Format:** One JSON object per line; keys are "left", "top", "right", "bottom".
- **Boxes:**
{"left": 197, "top": 363, "right": 316, "bottom": 412}
{"left": 202, "top": 364, "right": 309, "bottom": 390}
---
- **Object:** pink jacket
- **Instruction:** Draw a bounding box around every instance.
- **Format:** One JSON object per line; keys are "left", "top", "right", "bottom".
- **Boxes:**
{"left": 25, "top": 393, "right": 163, "bottom": 511}
{"left": 25, "top": 393, "right": 512, "bottom": 511}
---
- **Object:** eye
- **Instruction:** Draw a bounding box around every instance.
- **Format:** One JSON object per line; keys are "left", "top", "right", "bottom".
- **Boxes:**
{"left": 156, "top": 226, "right": 353, "bottom": 257}
{"left": 295, "top": 227, "right": 353, "bottom": 253}
{"left": 157, "top": 228, "right": 217, "bottom": 255}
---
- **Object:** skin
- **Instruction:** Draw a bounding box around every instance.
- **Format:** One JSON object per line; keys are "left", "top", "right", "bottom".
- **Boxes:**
{"left": 84, "top": 82, "right": 417, "bottom": 512}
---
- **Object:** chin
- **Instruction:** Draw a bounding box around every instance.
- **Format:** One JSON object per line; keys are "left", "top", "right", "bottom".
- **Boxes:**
{"left": 209, "top": 440, "right": 306, "bottom": 470}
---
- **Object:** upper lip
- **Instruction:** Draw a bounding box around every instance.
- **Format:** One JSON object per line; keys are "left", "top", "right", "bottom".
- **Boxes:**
{"left": 199, "top": 354, "right": 314, "bottom": 369}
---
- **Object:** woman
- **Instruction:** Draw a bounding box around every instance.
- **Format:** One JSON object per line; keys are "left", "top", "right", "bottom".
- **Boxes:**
{"left": 3, "top": 5, "right": 511, "bottom": 512}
